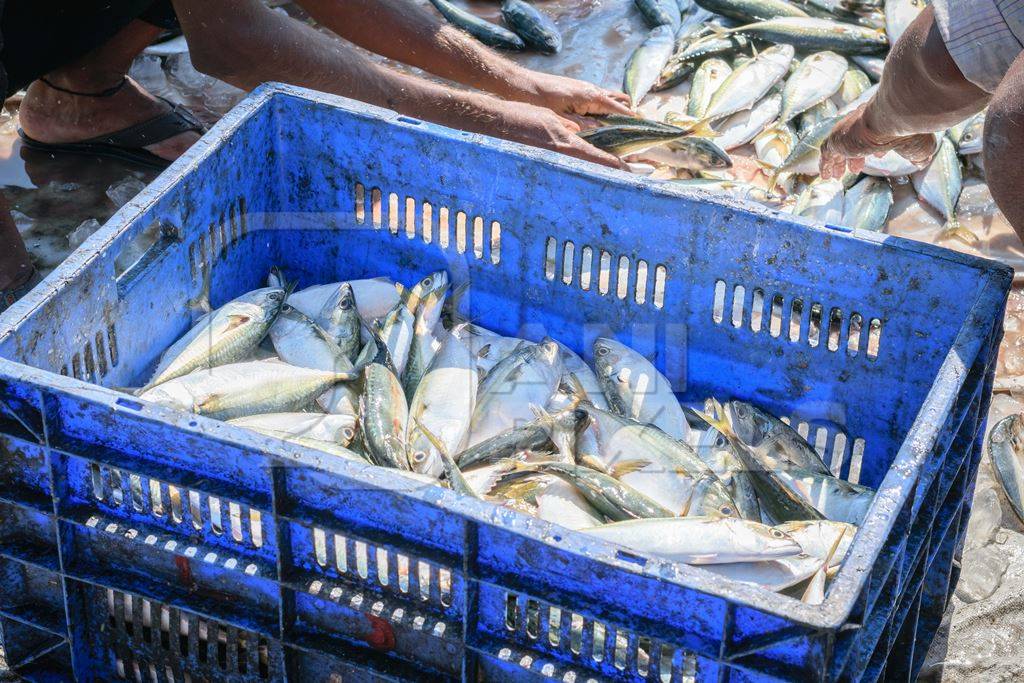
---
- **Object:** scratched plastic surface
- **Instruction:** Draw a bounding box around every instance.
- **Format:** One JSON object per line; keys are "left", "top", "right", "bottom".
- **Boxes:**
{"left": 0, "top": 85, "right": 1010, "bottom": 682}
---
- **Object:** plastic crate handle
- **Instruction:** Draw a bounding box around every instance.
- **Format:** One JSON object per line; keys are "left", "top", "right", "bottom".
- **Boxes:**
{"left": 115, "top": 219, "right": 182, "bottom": 298}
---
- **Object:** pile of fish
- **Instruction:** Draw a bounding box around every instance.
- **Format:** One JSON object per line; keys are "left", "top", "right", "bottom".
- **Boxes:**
{"left": 430, "top": 0, "right": 984, "bottom": 244}
{"left": 134, "top": 269, "right": 874, "bottom": 603}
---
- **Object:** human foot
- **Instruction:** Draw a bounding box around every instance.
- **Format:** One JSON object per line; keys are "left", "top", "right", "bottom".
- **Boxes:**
{"left": 19, "top": 75, "right": 201, "bottom": 162}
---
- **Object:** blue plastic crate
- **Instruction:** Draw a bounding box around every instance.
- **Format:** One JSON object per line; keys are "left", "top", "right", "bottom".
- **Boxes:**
{"left": 0, "top": 83, "right": 1010, "bottom": 682}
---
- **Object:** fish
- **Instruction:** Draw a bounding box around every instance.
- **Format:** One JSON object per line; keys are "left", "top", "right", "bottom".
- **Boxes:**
{"left": 798, "top": 98, "right": 838, "bottom": 136}
{"left": 769, "top": 116, "right": 838, "bottom": 187}
{"left": 145, "top": 286, "right": 287, "bottom": 389}
{"left": 703, "top": 44, "right": 795, "bottom": 121}
{"left": 754, "top": 123, "right": 798, "bottom": 190}
{"left": 912, "top": 135, "right": 975, "bottom": 245}
{"left": 726, "top": 400, "right": 833, "bottom": 475}
{"left": 271, "top": 276, "right": 400, "bottom": 324}
{"left": 468, "top": 340, "right": 563, "bottom": 445}
{"left": 719, "top": 17, "right": 888, "bottom": 54}
{"left": 694, "top": 0, "right": 809, "bottom": 22}
{"left": 406, "top": 332, "right": 478, "bottom": 478}
{"left": 316, "top": 282, "right": 362, "bottom": 361}
{"left": 841, "top": 175, "right": 892, "bottom": 231}
{"left": 687, "top": 59, "right": 733, "bottom": 119}
{"left": 699, "top": 552, "right": 823, "bottom": 589}
{"left": 713, "top": 93, "right": 783, "bottom": 150}
{"left": 580, "top": 123, "right": 688, "bottom": 156}
{"left": 833, "top": 66, "right": 871, "bottom": 109}
{"left": 451, "top": 324, "right": 528, "bottom": 376}
{"left": 656, "top": 32, "right": 750, "bottom": 91}
{"left": 555, "top": 343, "right": 610, "bottom": 411}
{"left": 458, "top": 408, "right": 586, "bottom": 470}
{"left": 624, "top": 24, "right": 678, "bottom": 108}
{"left": 593, "top": 337, "right": 690, "bottom": 442}
{"left": 634, "top": 137, "right": 734, "bottom": 171}
{"left": 884, "top": 0, "right": 925, "bottom": 45}
{"left": 227, "top": 413, "right": 358, "bottom": 445}
{"left": 989, "top": 414, "right": 1024, "bottom": 524}
{"left": 252, "top": 431, "right": 366, "bottom": 463}
{"left": 501, "top": 0, "right": 562, "bottom": 53}
{"left": 360, "top": 340, "right": 411, "bottom": 470}
{"left": 268, "top": 304, "right": 359, "bottom": 414}
{"left": 696, "top": 423, "right": 762, "bottom": 520}
{"left": 861, "top": 149, "right": 922, "bottom": 177}
{"left": 778, "top": 51, "right": 848, "bottom": 123}
{"left": 850, "top": 54, "right": 884, "bottom": 81}
{"left": 402, "top": 285, "right": 449, "bottom": 399}
{"left": 582, "top": 516, "right": 802, "bottom": 564}
{"left": 535, "top": 477, "right": 605, "bottom": 529}
{"left": 429, "top": 0, "right": 525, "bottom": 50}
{"left": 950, "top": 111, "right": 985, "bottom": 156}
{"left": 636, "top": 0, "right": 682, "bottom": 28}
{"left": 509, "top": 461, "right": 676, "bottom": 520}
{"left": 773, "top": 466, "right": 874, "bottom": 524}
{"left": 413, "top": 419, "right": 479, "bottom": 497}
{"left": 793, "top": 177, "right": 845, "bottom": 224}
{"left": 139, "top": 361, "right": 357, "bottom": 421}
{"left": 837, "top": 82, "right": 877, "bottom": 115}
{"left": 377, "top": 284, "right": 420, "bottom": 378}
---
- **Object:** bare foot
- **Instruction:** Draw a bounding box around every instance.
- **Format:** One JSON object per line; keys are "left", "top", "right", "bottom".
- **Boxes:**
{"left": 19, "top": 76, "right": 200, "bottom": 161}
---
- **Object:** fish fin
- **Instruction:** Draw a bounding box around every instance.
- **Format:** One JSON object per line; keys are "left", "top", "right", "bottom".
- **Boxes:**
{"left": 579, "top": 454, "right": 609, "bottom": 473}
{"left": 705, "top": 23, "right": 733, "bottom": 37}
{"left": 188, "top": 266, "right": 213, "bottom": 317}
{"left": 529, "top": 403, "right": 555, "bottom": 426}
{"left": 442, "top": 282, "right": 471, "bottom": 328}
{"left": 225, "top": 314, "right": 252, "bottom": 331}
{"left": 689, "top": 120, "right": 720, "bottom": 138}
{"left": 564, "top": 372, "right": 594, "bottom": 407}
{"left": 195, "top": 393, "right": 223, "bottom": 414}
{"left": 700, "top": 398, "right": 736, "bottom": 438}
{"left": 942, "top": 221, "right": 979, "bottom": 247}
{"left": 609, "top": 459, "right": 651, "bottom": 479}
{"left": 395, "top": 282, "right": 421, "bottom": 313}
{"left": 492, "top": 476, "right": 546, "bottom": 502}
{"left": 266, "top": 266, "right": 286, "bottom": 289}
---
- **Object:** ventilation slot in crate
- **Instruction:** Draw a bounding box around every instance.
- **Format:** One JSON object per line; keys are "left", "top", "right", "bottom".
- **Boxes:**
{"left": 354, "top": 182, "right": 501, "bottom": 264}
{"left": 83, "top": 463, "right": 265, "bottom": 571}
{"left": 61, "top": 323, "right": 119, "bottom": 380}
{"left": 308, "top": 525, "right": 453, "bottom": 609}
{"left": 502, "top": 592, "right": 697, "bottom": 682}
{"left": 713, "top": 279, "right": 882, "bottom": 359}
{"left": 544, "top": 237, "right": 666, "bottom": 309}
{"left": 188, "top": 196, "right": 247, "bottom": 280}
{"left": 104, "top": 587, "right": 271, "bottom": 681}
{"left": 779, "top": 417, "right": 867, "bottom": 484}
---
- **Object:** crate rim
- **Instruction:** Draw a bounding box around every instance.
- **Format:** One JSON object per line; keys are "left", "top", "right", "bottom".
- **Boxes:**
{"left": 0, "top": 83, "right": 1012, "bottom": 636}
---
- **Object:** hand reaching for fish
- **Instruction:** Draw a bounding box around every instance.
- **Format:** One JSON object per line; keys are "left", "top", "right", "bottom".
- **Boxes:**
{"left": 516, "top": 71, "right": 633, "bottom": 118}
{"left": 819, "top": 104, "right": 937, "bottom": 179}
{"left": 490, "top": 99, "right": 627, "bottom": 168}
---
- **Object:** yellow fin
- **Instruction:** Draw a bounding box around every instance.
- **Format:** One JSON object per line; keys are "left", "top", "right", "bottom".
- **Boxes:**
{"left": 609, "top": 459, "right": 651, "bottom": 479}
{"left": 942, "top": 221, "right": 979, "bottom": 247}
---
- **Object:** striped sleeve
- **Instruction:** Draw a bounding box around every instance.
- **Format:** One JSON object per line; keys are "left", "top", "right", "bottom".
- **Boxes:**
{"left": 933, "top": 0, "right": 1024, "bottom": 92}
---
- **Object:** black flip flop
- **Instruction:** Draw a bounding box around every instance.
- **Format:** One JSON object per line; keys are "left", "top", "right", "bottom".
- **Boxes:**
{"left": 19, "top": 97, "right": 206, "bottom": 170}
{"left": 1, "top": 268, "right": 41, "bottom": 313}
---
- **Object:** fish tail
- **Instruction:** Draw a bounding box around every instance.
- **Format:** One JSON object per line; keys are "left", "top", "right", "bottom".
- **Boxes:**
{"left": 689, "top": 119, "right": 720, "bottom": 139}
{"left": 188, "top": 265, "right": 213, "bottom": 317}
{"left": 942, "top": 219, "right": 979, "bottom": 247}
{"left": 700, "top": 398, "right": 736, "bottom": 439}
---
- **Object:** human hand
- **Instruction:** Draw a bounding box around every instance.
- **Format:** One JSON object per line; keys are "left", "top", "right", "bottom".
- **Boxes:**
{"left": 516, "top": 71, "right": 632, "bottom": 117}
{"left": 820, "top": 105, "right": 937, "bottom": 179}
{"left": 484, "top": 98, "right": 626, "bottom": 168}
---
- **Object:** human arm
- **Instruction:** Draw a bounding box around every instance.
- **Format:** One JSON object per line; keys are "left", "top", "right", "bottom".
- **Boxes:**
{"left": 295, "top": 0, "right": 631, "bottom": 117}
{"left": 170, "top": 0, "right": 624, "bottom": 166}
{"left": 820, "top": 6, "right": 989, "bottom": 178}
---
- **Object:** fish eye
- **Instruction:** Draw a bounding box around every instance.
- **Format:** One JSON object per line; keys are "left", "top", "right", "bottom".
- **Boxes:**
{"left": 421, "top": 276, "right": 432, "bottom": 287}
{"left": 281, "top": 303, "right": 294, "bottom": 313}
{"left": 342, "top": 428, "right": 355, "bottom": 441}
{"left": 596, "top": 346, "right": 608, "bottom": 356}
{"left": 719, "top": 505, "right": 734, "bottom": 516}
{"left": 269, "top": 292, "right": 282, "bottom": 301}
{"left": 770, "top": 529, "right": 786, "bottom": 539}
{"left": 412, "top": 451, "right": 428, "bottom": 463}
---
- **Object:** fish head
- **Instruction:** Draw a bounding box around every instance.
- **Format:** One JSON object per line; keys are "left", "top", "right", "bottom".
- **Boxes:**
{"left": 415, "top": 271, "right": 450, "bottom": 299}
{"left": 725, "top": 400, "right": 776, "bottom": 447}
{"left": 729, "top": 519, "right": 802, "bottom": 559}
{"left": 239, "top": 287, "right": 289, "bottom": 319}
{"left": 592, "top": 337, "right": 627, "bottom": 375}
{"left": 336, "top": 283, "right": 356, "bottom": 312}
{"left": 535, "top": 339, "right": 562, "bottom": 367}
{"left": 408, "top": 447, "right": 444, "bottom": 478}
{"left": 693, "top": 138, "right": 733, "bottom": 170}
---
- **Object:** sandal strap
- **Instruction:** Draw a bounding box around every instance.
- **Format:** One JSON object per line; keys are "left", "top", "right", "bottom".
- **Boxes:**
{"left": 81, "top": 100, "right": 205, "bottom": 149}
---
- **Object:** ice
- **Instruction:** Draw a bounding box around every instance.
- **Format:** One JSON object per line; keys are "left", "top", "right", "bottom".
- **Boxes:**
{"left": 167, "top": 52, "right": 213, "bottom": 92}
{"left": 965, "top": 485, "right": 1003, "bottom": 551}
{"left": 129, "top": 54, "right": 174, "bottom": 100}
{"left": 955, "top": 545, "right": 1010, "bottom": 603}
{"left": 202, "top": 79, "right": 245, "bottom": 115}
{"left": 67, "top": 219, "right": 101, "bottom": 250}
{"left": 9, "top": 209, "right": 33, "bottom": 234}
{"left": 106, "top": 177, "right": 147, "bottom": 208}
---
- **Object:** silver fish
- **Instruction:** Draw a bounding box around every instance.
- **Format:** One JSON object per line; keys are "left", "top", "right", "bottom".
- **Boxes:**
{"left": 726, "top": 400, "right": 832, "bottom": 475}
{"left": 501, "top": 0, "right": 562, "bottom": 54}
{"left": 713, "top": 93, "right": 782, "bottom": 150}
{"left": 850, "top": 55, "right": 884, "bottom": 81}
{"left": 700, "top": 552, "right": 823, "bottom": 590}
{"left": 688, "top": 58, "right": 733, "bottom": 118}
{"left": 429, "top": 0, "right": 525, "bottom": 50}
{"left": 778, "top": 51, "right": 848, "bottom": 123}
{"left": 793, "top": 177, "right": 845, "bottom": 224}
{"left": 317, "top": 282, "right": 361, "bottom": 361}
{"left": 704, "top": 44, "right": 795, "bottom": 120}
{"left": 377, "top": 284, "right": 420, "bottom": 379}
{"left": 841, "top": 175, "right": 892, "bottom": 231}
{"left": 275, "top": 277, "right": 399, "bottom": 324}
{"left": 832, "top": 66, "right": 871, "bottom": 109}
{"left": 672, "top": 178, "right": 775, "bottom": 203}
{"left": 535, "top": 477, "right": 605, "bottom": 530}
{"left": 950, "top": 110, "right": 985, "bottom": 156}
{"left": 912, "top": 135, "right": 975, "bottom": 244}
{"left": 776, "top": 519, "right": 856, "bottom": 574}
{"left": 146, "top": 287, "right": 287, "bottom": 388}
{"left": 989, "top": 414, "right": 1024, "bottom": 524}
{"left": 360, "top": 354, "right": 411, "bottom": 470}
{"left": 228, "top": 413, "right": 357, "bottom": 445}
{"left": 140, "top": 361, "right": 356, "bottom": 421}
{"left": 723, "top": 17, "right": 888, "bottom": 54}
{"left": 402, "top": 285, "right": 449, "bottom": 399}
{"left": 583, "top": 516, "right": 802, "bottom": 564}
{"left": 634, "top": 136, "right": 733, "bottom": 171}
{"left": 694, "top": 0, "right": 809, "bottom": 22}
{"left": 861, "top": 149, "right": 922, "bottom": 177}
{"left": 636, "top": 0, "right": 683, "bottom": 28}
{"left": 770, "top": 116, "right": 838, "bottom": 184}
{"left": 593, "top": 337, "right": 690, "bottom": 442}
{"left": 774, "top": 466, "right": 874, "bottom": 524}
{"left": 624, "top": 24, "right": 678, "bottom": 108}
